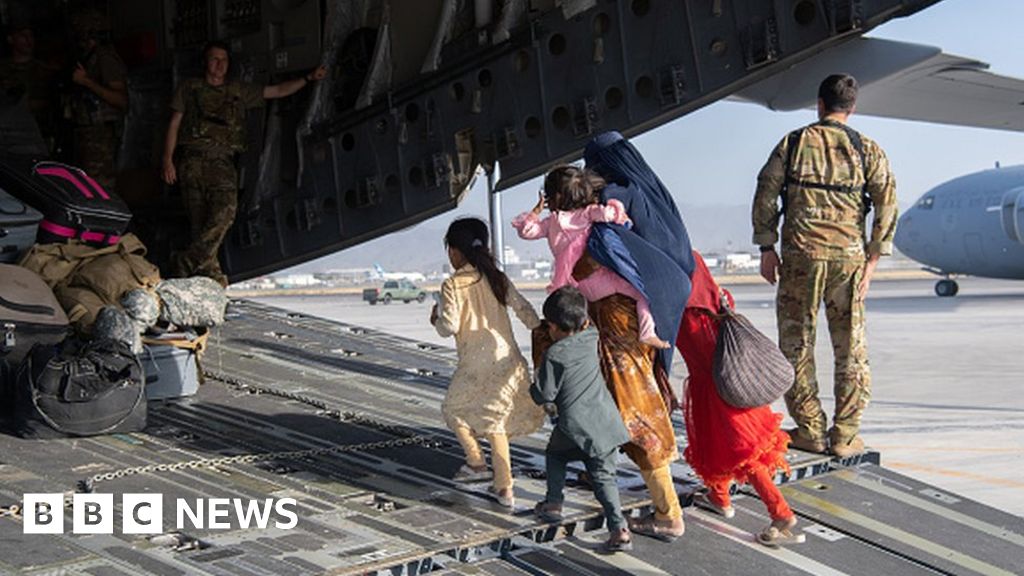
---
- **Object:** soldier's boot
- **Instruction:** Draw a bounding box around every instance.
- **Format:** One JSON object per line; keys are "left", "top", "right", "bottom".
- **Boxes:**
{"left": 829, "top": 430, "right": 865, "bottom": 459}
{"left": 785, "top": 427, "right": 827, "bottom": 454}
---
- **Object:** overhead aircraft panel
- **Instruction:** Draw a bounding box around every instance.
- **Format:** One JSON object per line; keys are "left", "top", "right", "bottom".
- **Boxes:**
{"left": 732, "top": 37, "right": 1024, "bottom": 132}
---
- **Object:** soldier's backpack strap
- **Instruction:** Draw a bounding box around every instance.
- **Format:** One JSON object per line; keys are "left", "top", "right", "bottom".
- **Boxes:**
{"left": 835, "top": 122, "right": 872, "bottom": 216}
{"left": 780, "top": 121, "right": 871, "bottom": 218}
{"left": 778, "top": 128, "right": 804, "bottom": 219}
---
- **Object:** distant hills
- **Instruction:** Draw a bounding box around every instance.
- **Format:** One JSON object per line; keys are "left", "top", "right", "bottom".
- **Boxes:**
{"left": 284, "top": 203, "right": 754, "bottom": 275}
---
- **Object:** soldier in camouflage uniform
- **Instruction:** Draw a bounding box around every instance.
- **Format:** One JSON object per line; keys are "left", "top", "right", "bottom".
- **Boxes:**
{"left": 162, "top": 41, "right": 326, "bottom": 287}
{"left": 68, "top": 10, "right": 127, "bottom": 191}
{"left": 751, "top": 74, "right": 898, "bottom": 458}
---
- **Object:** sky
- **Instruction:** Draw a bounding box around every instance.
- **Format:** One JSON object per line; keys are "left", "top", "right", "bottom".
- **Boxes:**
{"left": 289, "top": 0, "right": 1024, "bottom": 273}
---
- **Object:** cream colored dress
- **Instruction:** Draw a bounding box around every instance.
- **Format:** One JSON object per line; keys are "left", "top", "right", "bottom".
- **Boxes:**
{"left": 433, "top": 265, "right": 544, "bottom": 437}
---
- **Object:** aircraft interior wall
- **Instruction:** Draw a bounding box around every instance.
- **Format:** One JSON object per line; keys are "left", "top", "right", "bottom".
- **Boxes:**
{"left": 2, "top": 0, "right": 944, "bottom": 282}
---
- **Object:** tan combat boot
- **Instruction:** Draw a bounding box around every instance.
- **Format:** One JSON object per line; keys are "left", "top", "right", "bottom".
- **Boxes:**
{"left": 785, "top": 428, "right": 827, "bottom": 454}
{"left": 830, "top": 435, "right": 866, "bottom": 459}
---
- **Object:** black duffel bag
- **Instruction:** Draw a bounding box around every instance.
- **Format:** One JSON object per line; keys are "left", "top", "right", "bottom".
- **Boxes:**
{"left": 712, "top": 297, "right": 795, "bottom": 409}
{"left": 14, "top": 337, "right": 146, "bottom": 438}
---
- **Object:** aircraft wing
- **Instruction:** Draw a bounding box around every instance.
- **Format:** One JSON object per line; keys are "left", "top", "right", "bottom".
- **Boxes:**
{"left": 731, "top": 37, "right": 1024, "bottom": 132}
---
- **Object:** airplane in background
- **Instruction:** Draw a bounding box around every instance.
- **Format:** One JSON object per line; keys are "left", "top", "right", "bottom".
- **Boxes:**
{"left": 894, "top": 164, "right": 1024, "bottom": 296}
{"left": 372, "top": 263, "right": 426, "bottom": 283}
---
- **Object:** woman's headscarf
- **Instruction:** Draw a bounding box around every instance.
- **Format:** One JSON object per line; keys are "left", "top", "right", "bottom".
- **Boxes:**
{"left": 584, "top": 131, "right": 695, "bottom": 372}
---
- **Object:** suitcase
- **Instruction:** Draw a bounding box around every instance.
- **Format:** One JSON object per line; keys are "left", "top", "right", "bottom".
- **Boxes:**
{"left": 141, "top": 329, "right": 205, "bottom": 400}
{"left": 1, "top": 263, "right": 70, "bottom": 367}
{"left": 0, "top": 186, "right": 42, "bottom": 263}
{"left": 0, "top": 157, "right": 131, "bottom": 246}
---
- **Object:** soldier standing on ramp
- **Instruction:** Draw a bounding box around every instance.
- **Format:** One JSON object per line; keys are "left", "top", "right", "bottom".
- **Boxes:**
{"left": 161, "top": 40, "right": 327, "bottom": 287}
{"left": 751, "top": 74, "right": 898, "bottom": 458}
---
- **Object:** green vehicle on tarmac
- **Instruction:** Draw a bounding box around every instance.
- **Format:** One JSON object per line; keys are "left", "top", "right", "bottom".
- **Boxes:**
{"left": 362, "top": 279, "right": 427, "bottom": 305}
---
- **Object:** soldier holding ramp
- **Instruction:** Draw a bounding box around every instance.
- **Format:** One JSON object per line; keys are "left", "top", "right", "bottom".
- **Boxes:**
{"left": 161, "top": 40, "right": 326, "bottom": 286}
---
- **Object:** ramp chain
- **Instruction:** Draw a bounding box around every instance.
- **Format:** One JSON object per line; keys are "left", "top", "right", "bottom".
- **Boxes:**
{"left": 75, "top": 370, "right": 444, "bottom": 492}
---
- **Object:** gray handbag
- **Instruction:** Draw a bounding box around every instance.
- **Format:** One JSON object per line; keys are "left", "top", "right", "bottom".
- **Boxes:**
{"left": 712, "top": 295, "right": 794, "bottom": 409}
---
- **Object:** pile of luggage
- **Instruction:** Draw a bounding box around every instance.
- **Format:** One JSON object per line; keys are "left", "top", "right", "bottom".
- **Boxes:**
{"left": 1, "top": 157, "right": 227, "bottom": 438}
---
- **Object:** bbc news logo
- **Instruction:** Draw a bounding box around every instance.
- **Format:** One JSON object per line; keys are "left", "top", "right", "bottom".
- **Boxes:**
{"left": 22, "top": 494, "right": 298, "bottom": 534}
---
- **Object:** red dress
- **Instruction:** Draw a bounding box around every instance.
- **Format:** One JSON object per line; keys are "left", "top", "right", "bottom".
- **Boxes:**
{"left": 676, "top": 252, "right": 792, "bottom": 518}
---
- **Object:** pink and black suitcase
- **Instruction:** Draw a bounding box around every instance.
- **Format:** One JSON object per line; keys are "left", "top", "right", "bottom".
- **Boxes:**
{"left": 0, "top": 158, "right": 131, "bottom": 246}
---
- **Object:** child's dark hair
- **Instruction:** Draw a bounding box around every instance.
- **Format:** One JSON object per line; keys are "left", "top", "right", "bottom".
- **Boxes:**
{"left": 444, "top": 217, "right": 509, "bottom": 306}
{"left": 543, "top": 286, "right": 588, "bottom": 332}
{"left": 543, "top": 165, "right": 606, "bottom": 212}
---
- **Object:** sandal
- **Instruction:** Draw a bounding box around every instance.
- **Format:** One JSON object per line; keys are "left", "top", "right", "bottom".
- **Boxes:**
{"left": 693, "top": 492, "right": 735, "bottom": 519}
{"left": 602, "top": 528, "right": 634, "bottom": 553}
{"left": 452, "top": 464, "right": 491, "bottom": 483}
{"left": 628, "top": 513, "right": 685, "bottom": 542}
{"left": 488, "top": 486, "right": 515, "bottom": 508}
{"left": 533, "top": 501, "right": 563, "bottom": 523}
{"left": 757, "top": 517, "right": 805, "bottom": 547}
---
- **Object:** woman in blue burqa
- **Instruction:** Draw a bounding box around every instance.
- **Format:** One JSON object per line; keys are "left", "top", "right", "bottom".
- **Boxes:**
{"left": 534, "top": 131, "right": 695, "bottom": 541}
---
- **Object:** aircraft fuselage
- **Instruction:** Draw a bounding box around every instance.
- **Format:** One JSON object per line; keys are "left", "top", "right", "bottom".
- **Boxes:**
{"left": 895, "top": 165, "right": 1024, "bottom": 280}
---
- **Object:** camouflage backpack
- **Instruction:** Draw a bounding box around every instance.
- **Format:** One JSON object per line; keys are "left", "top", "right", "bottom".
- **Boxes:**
{"left": 779, "top": 120, "right": 871, "bottom": 217}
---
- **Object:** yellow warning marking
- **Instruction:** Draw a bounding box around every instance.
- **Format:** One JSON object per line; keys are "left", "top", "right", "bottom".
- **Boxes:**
{"left": 832, "top": 470, "right": 1024, "bottom": 548}
{"left": 885, "top": 462, "right": 1024, "bottom": 490}
{"left": 783, "top": 488, "right": 1017, "bottom": 576}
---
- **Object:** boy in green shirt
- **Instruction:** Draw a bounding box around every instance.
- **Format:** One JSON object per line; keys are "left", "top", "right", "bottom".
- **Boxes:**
{"left": 531, "top": 287, "right": 632, "bottom": 552}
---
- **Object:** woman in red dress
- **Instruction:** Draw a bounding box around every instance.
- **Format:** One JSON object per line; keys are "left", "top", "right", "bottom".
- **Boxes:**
{"left": 676, "top": 252, "right": 804, "bottom": 546}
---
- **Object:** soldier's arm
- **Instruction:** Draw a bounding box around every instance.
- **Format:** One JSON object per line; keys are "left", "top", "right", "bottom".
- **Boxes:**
{"left": 864, "top": 141, "right": 898, "bottom": 257}
{"left": 263, "top": 66, "right": 328, "bottom": 99}
{"left": 72, "top": 64, "right": 127, "bottom": 110}
{"left": 162, "top": 111, "right": 184, "bottom": 185}
{"left": 751, "top": 138, "right": 787, "bottom": 247}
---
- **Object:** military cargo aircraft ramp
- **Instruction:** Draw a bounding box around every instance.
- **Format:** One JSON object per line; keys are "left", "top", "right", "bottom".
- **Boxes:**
{"left": 1, "top": 300, "right": 1021, "bottom": 575}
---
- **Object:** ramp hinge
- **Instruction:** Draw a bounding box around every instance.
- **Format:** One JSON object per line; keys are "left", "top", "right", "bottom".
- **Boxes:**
{"left": 742, "top": 18, "right": 781, "bottom": 69}
{"left": 572, "top": 97, "right": 599, "bottom": 138}
{"left": 659, "top": 64, "right": 687, "bottom": 107}
{"left": 827, "top": 0, "right": 864, "bottom": 34}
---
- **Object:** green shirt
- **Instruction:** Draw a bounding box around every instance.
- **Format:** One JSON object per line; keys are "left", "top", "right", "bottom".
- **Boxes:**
{"left": 752, "top": 120, "right": 898, "bottom": 260}
{"left": 171, "top": 78, "right": 265, "bottom": 153}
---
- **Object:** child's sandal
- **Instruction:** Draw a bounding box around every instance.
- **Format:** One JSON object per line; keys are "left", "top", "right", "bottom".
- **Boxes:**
{"left": 757, "top": 517, "right": 805, "bottom": 547}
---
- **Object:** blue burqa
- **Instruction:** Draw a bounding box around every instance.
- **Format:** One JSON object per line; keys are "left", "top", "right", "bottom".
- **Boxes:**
{"left": 584, "top": 131, "right": 694, "bottom": 372}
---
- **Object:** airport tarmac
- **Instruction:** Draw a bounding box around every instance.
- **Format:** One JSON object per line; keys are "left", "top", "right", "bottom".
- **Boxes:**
{"left": 252, "top": 276, "right": 1024, "bottom": 517}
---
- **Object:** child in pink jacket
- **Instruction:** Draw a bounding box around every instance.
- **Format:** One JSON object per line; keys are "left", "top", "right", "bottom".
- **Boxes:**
{"left": 512, "top": 165, "right": 669, "bottom": 349}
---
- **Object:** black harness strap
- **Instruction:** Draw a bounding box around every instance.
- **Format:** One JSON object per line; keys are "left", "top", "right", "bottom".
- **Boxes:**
{"left": 780, "top": 121, "right": 872, "bottom": 217}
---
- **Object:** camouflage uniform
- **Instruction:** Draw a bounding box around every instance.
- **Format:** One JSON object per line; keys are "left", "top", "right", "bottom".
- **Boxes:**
{"left": 69, "top": 44, "right": 126, "bottom": 191}
{"left": 752, "top": 119, "right": 898, "bottom": 446}
{"left": 170, "top": 78, "right": 264, "bottom": 286}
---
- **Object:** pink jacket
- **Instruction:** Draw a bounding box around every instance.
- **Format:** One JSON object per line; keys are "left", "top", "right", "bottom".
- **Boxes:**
{"left": 512, "top": 199, "right": 629, "bottom": 293}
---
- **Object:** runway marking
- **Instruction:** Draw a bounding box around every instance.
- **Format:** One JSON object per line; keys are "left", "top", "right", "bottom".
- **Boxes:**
{"left": 687, "top": 510, "right": 852, "bottom": 576}
{"left": 871, "top": 445, "right": 1024, "bottom": 454}
{"left": 566, "top": 536, "right": 673, "bottom": 576}
{"left": 833, "top": 470, "right": 1024, "bottom": 548}
{"left": 783, "top": 489, "right": 1017, "bottom": 576}
{"left": 885, "top": 461, "right": 1024, "bottom": 489}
